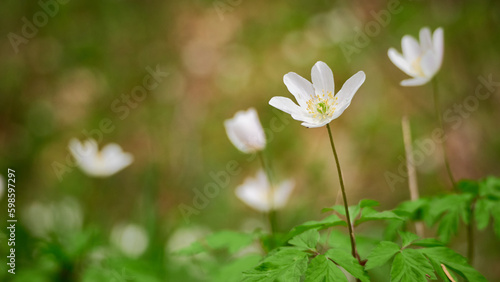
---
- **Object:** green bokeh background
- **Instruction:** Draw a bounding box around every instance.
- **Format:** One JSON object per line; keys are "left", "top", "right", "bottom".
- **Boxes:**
{"left": 1, "top": 0, "right": 499, "bottom": 280}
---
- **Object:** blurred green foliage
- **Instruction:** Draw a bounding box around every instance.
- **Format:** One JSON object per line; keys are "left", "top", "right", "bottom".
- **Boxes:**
{"left": 1, "top": 0, "right": 500, "bottom": 280}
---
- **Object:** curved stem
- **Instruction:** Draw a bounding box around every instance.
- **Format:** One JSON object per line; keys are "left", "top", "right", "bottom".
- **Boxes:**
{"left": 326, "top": 124, "right": 360, "bottom": 263}
{"left": 258, "top": 151, "right": 277, "bottom": 236}
{"left": 432, "top": 79, "right": 456, "bottom": 187}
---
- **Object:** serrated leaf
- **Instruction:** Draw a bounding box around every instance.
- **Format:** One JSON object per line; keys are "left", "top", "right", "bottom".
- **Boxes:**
{"left": 399, "top": 231, "right": 419, "bottom": 248}
{"left": 289, "top": 229, "right": 319, "bottom": 250}
{"left": 325, "top": 249, "right": 369, "bottom": 282}
{"left": 285, "top": 214, "right": 345, "bottom": 242}
{"left": 243, "top": 248, "right": 308, "bottom": 282}
{"left": 206, "top": 230, "right": 255, "bottom": 254}
{"left": 323, "top": 205, "right": 360, "bottom": 224}
{"left": 424, "top": 194, "right": 471, "bottom": 243}
{"left": 411, "top": 238, "right": 444, "bottom": 247}
{"left": 359, "top": 199, "right": 380, "bottom": 208}
{"left": 420, "top": 247, "right": 487, "bottom": 282}
{"left": 305, "top": 255, "right": 347, "bottom": 282}
{"left": 474, "top": 198, "right": 492, "bottom": 230}
{"left": 395, "top": 199, "right": 428, "bottom": 215}
{"left": 355, "top": 208, "right": 403, "bottom": 225}
{"left": 215, "top": 255, "right": 262, "bottom": 282}
{"left": 390, "top": 249, "right": 435, "bottom": 282}
{"left": 479, "top": 176, "right": 500, "bottom": 199}
{"left": 365, "top": 241, "right": 400, "bottom": 270}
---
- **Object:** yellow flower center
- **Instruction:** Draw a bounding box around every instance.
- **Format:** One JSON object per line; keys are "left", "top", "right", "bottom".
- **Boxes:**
{"left": 411, "top": 56, "right": 425, "bottom": 77}
{"left": 306, "top": 90, "right": 338, "bottom": 119}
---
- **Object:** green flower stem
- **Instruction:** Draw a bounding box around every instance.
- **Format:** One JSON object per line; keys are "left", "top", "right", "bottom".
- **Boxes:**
{"left": 432, "top": 79, "right": 456, "bottom": 187}
{"left": 258, "top": 151, "right": 278, "bottom": 236}
{"left": 326, "top": 124, "right": 360, "bottom": 264}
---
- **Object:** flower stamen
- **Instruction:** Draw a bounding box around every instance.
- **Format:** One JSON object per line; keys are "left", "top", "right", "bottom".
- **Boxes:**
{"left": 306, "top": 90, "right": 338, "bottom": 119}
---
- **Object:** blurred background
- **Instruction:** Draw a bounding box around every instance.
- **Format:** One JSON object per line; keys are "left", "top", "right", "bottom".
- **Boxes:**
{"left": 1, "top": 0, "right": 499, "bottom": 281}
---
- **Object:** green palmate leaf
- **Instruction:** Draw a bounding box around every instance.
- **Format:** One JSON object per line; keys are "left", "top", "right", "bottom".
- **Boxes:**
{"left": 325, "top": 249, "right": 369, "bottom": 282}
{"left": 285, "top": 214, "right": 345, "bottom": 241}
{"left": 457, "top": 179, "right": 479, "bottom": 195}
{"left": 424, "top": 194, "right": 471, "bottom": 243}
{"left": 305, "top": 255, "right": 347, "bottom": 282}
{"left": 420, "top": 247, "right": 487, "bottom": 282}
{"left": 206, "top": 230, "right": 255, "bottom": 254}
{"left": 395, "top": 198, "right": 428, "bottom": 216}
{"left": 288, "top": 229, "right": 319, "bottom": 250}
{"left": 365, "top": 241, "right": 400, "bottom": 270}
{"left": 479, "top": 176, "right": 500, "bottom": 199}
{"left": 390, "top": 249, "right": 435, "bottom": 282}
{"left": 215, "top": 255, "right": 262, "bottom": 282}
{"left": 243, "top": 248, "right": 308, "bottom": 282}
{"left": 399, "top": 231, "right": 419, "bottom": 248}
{"left": 355, "top": 207, "right": 402, "bottom": 225}
{"left": 474, "top": 198, "right": 493, "bottom": 230}
{"left": 410, "top": 238, "right": 444, "bottom": 247}
{"left": 359, "top": 199, "right": 380, "bottom": 208}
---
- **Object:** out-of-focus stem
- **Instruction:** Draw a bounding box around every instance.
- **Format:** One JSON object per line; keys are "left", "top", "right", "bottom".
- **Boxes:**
{"left": 258, "top": 151, "right": 277, "bottom": 236}
{"left": 401, "top": 115, "right": 424, "bottom": 237}
{"left": 326, "top": 124, "right": 361, "bottom": 264}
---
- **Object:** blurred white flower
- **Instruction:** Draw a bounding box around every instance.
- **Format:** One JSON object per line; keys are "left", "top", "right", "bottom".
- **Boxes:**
{"left": 235, "top": 170, "right": 294, "bottom": 212}
{"left": 23, "top": 197, "right": 83, "bottom": 238}
{"left": 224, "top": 108, "right": 266, "bottom": 154}
{"left": 110, "top": 223, "right": 149, "bottom": 258}
{"left": 69, "top": 138, "right": 133, "bottom": 177}
{"left": 269, "top": 61, "right": 365, "bottom": 128}
{"left": 388, "top": 27, "right": 444, "bottom": 86}
{"left": 166, "top": 226, "right": 211, "bottom": 253}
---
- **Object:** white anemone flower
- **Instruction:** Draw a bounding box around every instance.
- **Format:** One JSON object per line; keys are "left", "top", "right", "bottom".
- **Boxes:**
{"left": 388, "top": 27, "right": 444, "bottom": 86}
{"left": 269, "top": 61, "right": 365, "bottom": 128}
{"left": 69, "top": 138, "right": 133, "bottom": 177}
{"left": 224, "top": 108, "right": 266, "bottom": 154}
{"left": 110, "top": 223, "right": 149, "bottom": 258}
{"left": 235, "top": 170, "right": 294, "bottom": 213}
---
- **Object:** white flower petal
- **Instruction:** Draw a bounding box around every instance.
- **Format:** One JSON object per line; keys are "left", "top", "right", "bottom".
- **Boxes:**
{"left": 419, "top": 51, "right": 438, "bottom": 78}
{"left": 235, "top": 170, "right": 271, "bottom": 212}
{"left": 432, "top": 27, "right": 444, "bottom": 71}
{"left": 400, "top": 77, "right": 430, "bottom": 87}
{"left": 301, "top": 120, "right": 330, "bottom": 128}
{"left": 68, "top": 139, "right": 133, "bottom": 177}
{"left": 334, "top": 71, "right": 366, "bottom": 112}
{"left": 224, "top": 108, "right": 266, "bottom": 154}
{"left": 419, "top": 27, "right": 433, "bottom": 51}
{"left": 283, "top": 72, "right": 314, "bottom": 107}
{"left": 401, "top": 35, "right": 421, "bottom": 63}
{"left": 273, "top": 180, "right": 294, "bottom": 209}
{"left": 311, "top": 61, "right": 334, "bottom": 96}
{"left": 269, "top": 96, "right": 306, "bottom": 117}
{"left": 388, "top": 48, "right": 415, "bottom": 77}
